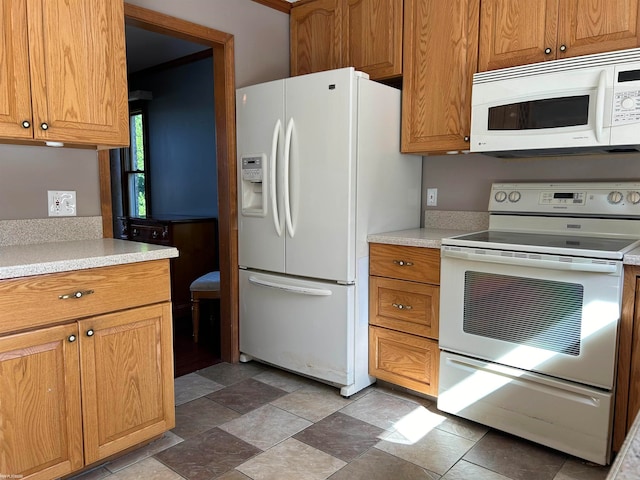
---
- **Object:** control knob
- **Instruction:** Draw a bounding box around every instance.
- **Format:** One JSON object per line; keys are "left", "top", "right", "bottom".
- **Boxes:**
{"left": 608, "top": 191, "right": 624, "bottom": 204}
{"left": 494, "top": 191, "right": 507, "bottom": 202}
{"left": 622, "top": 97, "right": 636, "bottom": 110}
{"left": 628, "top": 191, "right": 640, "bottom": 204}
{"left": 508, "top": 191, "right": 521, "bottom": 203}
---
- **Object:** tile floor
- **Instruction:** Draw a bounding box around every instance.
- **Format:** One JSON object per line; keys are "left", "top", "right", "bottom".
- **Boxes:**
{"left": 69, "top": 362, "right": 613, "bottom": 480}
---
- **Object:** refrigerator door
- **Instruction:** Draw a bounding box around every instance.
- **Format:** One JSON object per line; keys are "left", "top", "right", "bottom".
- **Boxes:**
{"left": 283, "top": 68, "right": 358, "bottom": 282}
{"left": 239, "top": 269, "right": 355, "bottom": 386}
{"left": 236, "top": 80, "right": 286, "bottom": 273}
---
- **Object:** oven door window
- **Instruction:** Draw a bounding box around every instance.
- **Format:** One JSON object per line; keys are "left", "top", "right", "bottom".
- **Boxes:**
{"left": 487, "top": 95, "right": 589, "bottom": 130}
{"left": 463, "top": 271, "right": 583, "bottom": 356}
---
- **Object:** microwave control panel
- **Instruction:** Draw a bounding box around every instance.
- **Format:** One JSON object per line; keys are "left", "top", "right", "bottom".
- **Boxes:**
{"left": 613, "top": 65, "right": 640, "bottom": 125}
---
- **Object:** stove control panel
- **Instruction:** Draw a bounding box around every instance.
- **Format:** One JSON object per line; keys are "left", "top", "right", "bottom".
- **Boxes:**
{"left": 489, "top": 182, "right": 640, "bottom": 217}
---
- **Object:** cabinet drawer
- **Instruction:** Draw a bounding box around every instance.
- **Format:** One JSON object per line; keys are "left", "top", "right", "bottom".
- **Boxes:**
{"left": 370, "top": 276, "right": 439, "bottom": 338}
{"left": 369, "top": 326, "right": 439, "bottom": 396}
{"left": 130, "top": 223, "right": 171, "bottom": 245}
{"left": 370, "top": 243, "right": 440, "bottom": 284}
{"left": 0, "top": 260, "right": 171, "bottom": 335}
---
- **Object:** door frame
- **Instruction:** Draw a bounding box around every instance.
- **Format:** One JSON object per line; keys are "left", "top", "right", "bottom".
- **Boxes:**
{"left": 98, "top": 3, "right": 239, "bottom": 362}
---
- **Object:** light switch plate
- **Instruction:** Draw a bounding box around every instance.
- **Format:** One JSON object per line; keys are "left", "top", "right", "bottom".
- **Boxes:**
{"left": 48, "top": 190, "right": 77, "bottom": 216}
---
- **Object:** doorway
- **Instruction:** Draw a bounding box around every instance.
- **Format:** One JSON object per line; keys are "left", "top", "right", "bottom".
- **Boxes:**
{"left": 98, "top": 3, "right": 239, "bottom": 365}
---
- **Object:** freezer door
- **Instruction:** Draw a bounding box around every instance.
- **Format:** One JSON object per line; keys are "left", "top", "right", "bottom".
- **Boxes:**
{"left": 283, "top": 68, "right": 358, "bottom": 282}
{"left": 236, "top": 80, "right": 286, "bottom": 273}
{"left": 239, "top": 269, "right": 355, "bottom": 386}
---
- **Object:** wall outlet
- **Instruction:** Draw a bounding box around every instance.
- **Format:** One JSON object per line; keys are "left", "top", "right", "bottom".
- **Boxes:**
{"left": 426, "top": 188, "right": 438, "bottom": 206}
{"left": 48, "top": 190, "right": 77, "bottom": 216}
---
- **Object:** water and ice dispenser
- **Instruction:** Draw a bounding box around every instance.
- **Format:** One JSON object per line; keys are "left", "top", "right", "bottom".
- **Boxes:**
{"left": 240, "top": 154, "right": 267, "bottom": 216}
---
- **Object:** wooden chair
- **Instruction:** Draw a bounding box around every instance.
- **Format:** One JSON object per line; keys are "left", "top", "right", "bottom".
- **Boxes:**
{"left": 189, "top": 271, "right": 220, "bottom": 343}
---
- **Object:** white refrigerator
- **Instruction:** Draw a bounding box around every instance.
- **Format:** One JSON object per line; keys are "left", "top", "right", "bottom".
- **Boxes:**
{"left": 236, "top": 67, "right": 421, "bottom": 396}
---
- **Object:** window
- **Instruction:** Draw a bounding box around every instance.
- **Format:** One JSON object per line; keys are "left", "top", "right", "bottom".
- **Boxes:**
{"left": 122, "top": 102, "right": 151, "bottom": 217}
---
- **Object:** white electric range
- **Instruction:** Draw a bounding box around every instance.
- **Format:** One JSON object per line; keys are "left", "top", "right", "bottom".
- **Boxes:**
{"left": 437, "top": 182, "right": 640, "bottom": 465}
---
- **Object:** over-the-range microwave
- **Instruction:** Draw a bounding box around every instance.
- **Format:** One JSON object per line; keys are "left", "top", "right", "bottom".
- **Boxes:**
{"left": 470, "top": 47, "right": 640, "bottom": 157}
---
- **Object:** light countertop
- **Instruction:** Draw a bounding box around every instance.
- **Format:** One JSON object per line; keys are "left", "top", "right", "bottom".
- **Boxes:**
{"left": 367, "top": 228, "right": 473, "bottom": 249}
{"left": 370, "top": 228, "right": 640, "bottom": 265}
{"left": 608, "top": 411, "right": 640, "bottom": 479}
{"left": 0, "top": 238, "right": 179, "bottom": 280}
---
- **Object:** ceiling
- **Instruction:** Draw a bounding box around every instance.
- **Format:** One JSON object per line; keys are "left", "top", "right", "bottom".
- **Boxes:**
{"left": 125, "top": 24, "right": 209, "bottom": 74}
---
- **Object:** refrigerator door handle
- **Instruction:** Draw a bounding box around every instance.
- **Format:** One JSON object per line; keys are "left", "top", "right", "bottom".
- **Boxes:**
{"left": 249, "top": 276, "right": 333, "bottom": 296}
{"left": 284, "top": 117, "right": 295, "bottom": 238}
{"left": 270, "top": 119, "right": 283, "bottom": 236}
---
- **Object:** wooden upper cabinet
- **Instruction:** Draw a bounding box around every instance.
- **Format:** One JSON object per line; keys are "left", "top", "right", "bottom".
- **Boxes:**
{"left": 291, "top": 0, "right": 342, "bottom": 76}
{"left": 343, "top": 0, "right": 403, "bottom": 79}
{"left": 0, "top": 0, "right": 129, "bottom": 147}
{"left": 479, "top": 0, "right": 640, "bottom": 71}
{"left": 401, "top": 0, "right": 480, "bottom": 154}
{"left": 290, "top": 0, "right": 403, "bottom": 80}
{"left": 0, "top": 0, "right": 33, "bottom": 140}
{"left": 558, "top": 0, "right": 640, "bottom": 59}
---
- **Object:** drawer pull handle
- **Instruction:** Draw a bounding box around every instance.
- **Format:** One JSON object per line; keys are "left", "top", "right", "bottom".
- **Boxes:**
{"left": 59, "top": 289, "right": 94, "bottom": 300}
{"left": 392, "top": 303, "right": 413, "bottom": 310}
{"left": 393, "top": 260, "right": 414, "bottom": 267}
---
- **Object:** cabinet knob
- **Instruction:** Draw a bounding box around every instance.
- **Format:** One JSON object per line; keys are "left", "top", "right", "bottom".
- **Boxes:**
{"left": 559, "top": 44, "right": 567, "bottom": 52}
{"left": 393, "top": 260, "right": 414, "bottom": 267}
{"left": 68, "top": 334, "right": 77, "bottom": 343}
{"left": 40, "top": 122, "right": 49, "bottom": 130}
{"left": 392, "top": 303, "right": 413, "bottom": 310}
{"left": 86, "top": 329, "right": 95, "bottom": 337}
{"left": 544, "top": 47, "right": 552, "bottom": 55}
{"left": 22, "top": 120, "right": 31, "bottom": 129}
{"left": 463, "top": 136, "right": 470, "bottom": 142}
{"left": 152, "top": 230, "right": 158, "bottom": 238}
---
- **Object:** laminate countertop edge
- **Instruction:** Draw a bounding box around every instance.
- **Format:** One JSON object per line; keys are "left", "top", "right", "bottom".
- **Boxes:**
{"left": 371, "top": 228, "right": 640, "bottom": 266}
{"left": 0, "top": 238, "right": 179, "bottom": 280}
{"left": 368, "top": 228, "right": 475, "bottom": 249}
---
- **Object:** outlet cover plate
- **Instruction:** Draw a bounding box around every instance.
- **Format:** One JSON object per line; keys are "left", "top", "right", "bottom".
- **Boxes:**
{"left": 48, "top": 190, "right": 77, "bottom": 216}
{"left": 427, "top": 188, "right": 438, "bottom": 206}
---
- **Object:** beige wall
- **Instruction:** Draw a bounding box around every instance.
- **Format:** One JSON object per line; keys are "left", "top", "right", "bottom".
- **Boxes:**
{"left": 0, "top": 0, "right": 290, "bottom": 222}
{"left": 421, "top": 152, "right": 640, "bottom": 215}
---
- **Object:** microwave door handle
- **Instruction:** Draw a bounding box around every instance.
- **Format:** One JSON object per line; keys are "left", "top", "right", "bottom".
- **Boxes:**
{"left": 442, "top": 249, "right": 617, "bottom": 274}
{"left": 270, "top": 119, "right": 283, "bottom": 237}
{"left": 595, "top": 70, "right": 606, "bottom": 143}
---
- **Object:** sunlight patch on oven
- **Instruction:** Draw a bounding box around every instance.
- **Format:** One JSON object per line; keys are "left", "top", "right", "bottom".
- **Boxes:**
{"left": 439, "top": 298, "right": 619, "bottom": 415}
{"left": 380, "top": 405, "right": 446, "bottom": 445}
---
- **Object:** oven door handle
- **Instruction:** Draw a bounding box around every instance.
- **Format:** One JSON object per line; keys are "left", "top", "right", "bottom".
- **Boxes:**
{"left": 442, "top": 249, "right": 617, "bottom": 274}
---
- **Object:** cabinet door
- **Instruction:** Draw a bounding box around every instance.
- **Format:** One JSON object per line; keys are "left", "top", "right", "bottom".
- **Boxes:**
{"left": 558, "top": 0, "right": 640, "bottom": 59}
{"left": 291, "top": 0, "right": 342, "bottom": 76}
{"left": 401, "top": 0, "right": 479, "bottom": 154}
{"left": 0, "top": 0, "right": 33, "bottom": 140}
{"left": 26, "top": 0, "right": 129, "bottom": 146}
{"left": 478, "top": 0, "right": 558, "bottom": 71}
{"left": 79, "top": 303, "right": 175, "bottom": 463}
{"left": 0, "top": 323, "right": 83, "bottom": 479}
{"left": 343, "top": 0, "right": 403, "bottom": 79}
{"left": 369, "top": 325, "right": 439, "bottom": 396}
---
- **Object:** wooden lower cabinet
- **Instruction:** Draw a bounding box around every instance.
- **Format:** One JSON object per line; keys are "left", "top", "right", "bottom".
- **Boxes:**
{"left": 369, "top": 243, "right": 441, "bottom": 396}
{"left": 80, "top": 303, "right": 175, "bottom": 464}
{"left": 0, "top": 263, "right": 175, "bottom": 480}
{"left": 0, "top": 323, "right": 83, "bottom": 479}
{"left": 369, "top": 325, "right": 439, "bottom": 396}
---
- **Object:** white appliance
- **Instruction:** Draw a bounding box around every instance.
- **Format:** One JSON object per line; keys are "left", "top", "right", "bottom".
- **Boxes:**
{"left": 470, "top": 48, "right": 640, "bottom": 157}
{"left": 437, "top": 182, "right": 640, "bottom": 465}
{"left": 236, "top": 67, "right": 422, "bottom": 397}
